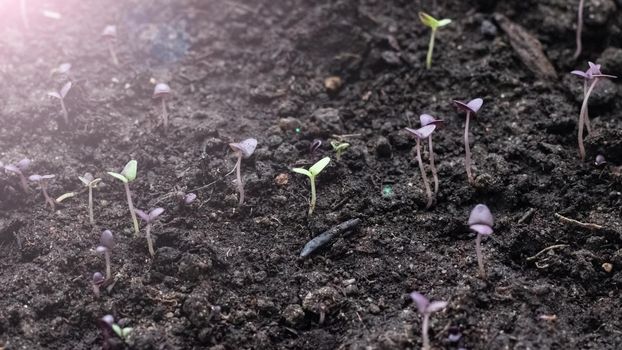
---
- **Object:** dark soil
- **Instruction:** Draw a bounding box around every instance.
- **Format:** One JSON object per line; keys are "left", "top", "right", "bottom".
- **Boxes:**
{"left": 2, "top": 0, "right": 622, "bottom": 349}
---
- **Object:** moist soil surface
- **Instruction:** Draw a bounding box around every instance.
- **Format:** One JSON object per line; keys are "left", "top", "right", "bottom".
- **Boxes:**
{"left": 2, "top": 0, "right": 622, "bottom": 349}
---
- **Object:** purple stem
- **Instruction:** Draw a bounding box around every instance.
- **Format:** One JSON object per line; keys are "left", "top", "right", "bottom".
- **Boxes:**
{"left": 428, "top": 136, "right": 439, "bottom": 196}
{"left": 422, "top": 312, "right": 430, "bottom": 350}
{"left": 18, "top": 174, "right": 30, "bottom": 193}
{"left": 92, "top": 284, "right": 101, "bottom": 299}
{"left": 146, "top": 223, "right": 155, "bottom": 257}
{"left": 161, "top": 98, "right": 168, "bottom": 132}
{"left": 475, "top": 233, "right": 486, "bottom": 279}
{"left": 464, "top": 112, "right": 474, "bottom": 184}
{"left": 124, "top": 182, "right": 140, "bottom": 236}
{"left": 578, "top": 78, "right": 598, "bottom": 160}
{"left": 416, "top": 138, "right": 433, "bottom": 209}
{"left": 235, "top": 155, "right": 244, "bottom": 206}
{"left": 41, "top": 185, "right": 55, "bottom": 210}
{"left": 573, "top": 0, "right": 584, "bottom": 60}
{"left": 105, "top": 251, "right": 111, "bottom": 280}
{"left": 582, "top": 79, "right": 591, "bottom": 133}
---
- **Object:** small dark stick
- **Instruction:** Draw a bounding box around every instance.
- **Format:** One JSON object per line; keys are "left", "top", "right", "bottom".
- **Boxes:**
{"left": 300, "top": 218, "right": 361, "bottom": 258}
{"left": 153, "top": 83, "right": 172, "bottom": 132}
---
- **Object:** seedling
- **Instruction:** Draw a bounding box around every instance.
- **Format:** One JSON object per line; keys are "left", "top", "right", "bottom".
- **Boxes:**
{"left": 4, "top": 158, "right": 31, "bottom": 192}
{"left": 229, "top": 138, "right": 258, "bottom": 206}
{"left": 419, "top": 12, "right": 451, "bottom": 69}
{"left": 595, "top": 154, "right": 607, "bottom": 167}
{"left": 330, "top": 141, "right": 350, "bottom": 160}
{"left": 107, "top": 160, "right": 140, "bottom": 236}
{"left": 310, "top": 139, "right": 323, "bottom": 157}
{"left": 92, "top": 272, "right": 104, "bottom": 298}
{"left": 77, "top": 173, "right": 102, "bottom": 225}
{"left": 29, "top": 174, "right": 56, "bottom": 209}
{"left": 419, "top": 114, "right": 444, "bottom": 195}
{"left": 96, "top": 230, "right": 114, "bottom": 280}
{"left": 468, "top": 204, "right": 494, "bottom": 278}
{"left": 453, "top": 98, "right": 483, "bottom": 184}
{"left": 573, "top": 0, "right": 584, "bottom": 60}
{"left": 153, "top": 83, "right": 172, "bottom": 132}
{"left": 47, "top": 81, "right": 73, "bottom": 125}
{"left": 177, "top": 192, "right": 196, "bottom": 206}
{"left": 292, "top": 157, "right": 331, "bottom": 215}
{"left": 134, "top": 208, "right": 165, "bottom": 257}
{"left": 102, "top": 25, "right": 119, "bottom": 66}
{"left": 52, "top": 63, "right": 72, "bottom": 76}
{"left": 101, "top": 315, "right": 132, "bottom": 341}
{"left": 571, "top": 62, "right": 616, "bottom": 160}
{"left": 406, "top": 125, "right": 436, "bottom": 209}
{"left": 410, "top": 292, "right": 448, "bottom": 350}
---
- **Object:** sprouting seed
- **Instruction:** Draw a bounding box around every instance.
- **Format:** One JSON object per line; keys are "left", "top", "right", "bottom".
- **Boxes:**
{"left": 29, "top": 174, "right": 56, "bottom": 210}
{"left": 410, "top": 292, "right": 448, "bottom": 350}
{"left": 330, "top": 141, "right": 350, "bottom": 160}
{"left": 134, "top": 208, "right": 165, "bottom": 257}
{"left": 453, "top": 98, "right": 483, "bottom": 185}
{"left": 3, "top": 158, "right": 31, "bottom": 192}
{"left": 468, "top": 204, "right": 494, "bottom": 279}
{"left": 107, "top": 160, "right": 140, "bottom": 236}
{"left": 79, "top": 173, "right": 102, "bottom": 226}
{"left": 47, "top": 82, "right": 73, "bottom": 125}
{"left": 153, "top": 83, "right": 172, "bottom": 132}
{"left": 292, "top": 157, "right": 331, "bottom": 215}
{"left": 229, "top": 138, "right": 258, "bottom": 206}
{"left": 406, "top": 125, "right": 436, "bottom": 209}
{"left": 419, "top": 114, "right": 444, "bottom": 196}
{"left": 102, "top": 25, "right": 119, "bottom": 66}
{"left": 96, "top": 230, "right": 114, "bottom": 280}
{"left": 419, "top": 12, "right": 452, "bottom": 69}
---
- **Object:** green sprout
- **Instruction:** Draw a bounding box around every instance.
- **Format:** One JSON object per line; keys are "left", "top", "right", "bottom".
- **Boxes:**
{"left": 330, "top": 141, "right": 350, "bottom": 160}
{"left": 107, "top": 160, "right": 140, "bottom": 236}
{"left": 79, "top": 173, "right": 102, "bottom": 226}
{"left": 112, "top": 324, "right": 133, "bottom": 340}
{"left": 419, "top": 12, "right": 452, "bottom": 69}
{"left": 292, "top": 157, "right": 331, "bottom": 216}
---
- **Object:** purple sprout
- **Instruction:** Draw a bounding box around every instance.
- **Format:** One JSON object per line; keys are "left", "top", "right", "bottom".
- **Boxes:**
{"left": 134, "top": 208, "right": 165, "bottom": 257}
{"left": 420, "top": 114, "right": 444, "bottom": 196}
{"left": 3, "top": 158, "right": 31, "bottom": 192}
{"left": 92, "top": 272, "right": 105, "bottom": 298}
{"left": 102, "top": 25, "right": 119, "bottom": 66}
{"left": 310, "top": 139, "right": 323, "bottom": 157}
{"left": 453, "top": 98, "right": 483, "bottom": 185}
{"left": 153, "top": 83, "right": 172, "bottom": 132}
{"left": 96, "top": 230, "right": 114, "bottom": 280}
{"left": 571, "top": 62, "right": 617, "bottom": 160}
{"left": 229, "top": 138, "right": 258, "bottom": 206}
{"left": 405, "top": 125, "right": 437, "bottom": 209}
{"left": 468, "top": 204, "right": 494, "bottom": 278}
{"left": 28, "top": 174, "right": 56, "bottom": 210}
{"left": 595, "top": 154, "right": 607, "bottom": 167}
{"left": 47, "top": 81, "right": 73, "bottom": 125}
{"left": 573, "top": 0, "right": 584, "bottom": 60}
{"left": 177, "top": 191, "right": 197, "bottom": 206}
{"left": 410, "top": 292, "right": 448, "bottom": 350}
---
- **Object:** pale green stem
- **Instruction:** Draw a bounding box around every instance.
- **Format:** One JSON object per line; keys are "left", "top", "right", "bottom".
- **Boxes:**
{"left": 124, "top": 182, "right": 140, "bottom": 236}
{"left": 426, "top": 29, "right": 437, "bottom": 69}
{"left": 579, "top": 79, "right": 597, "bottom": 160}
{"left": 416, "top": 138, "right": 433, "bottom": 209}
{"left": 309, "top": 176, "right": 317, "bottom": 216}
{"left": 146, "top": 223, "right": 155, "bottom": 257}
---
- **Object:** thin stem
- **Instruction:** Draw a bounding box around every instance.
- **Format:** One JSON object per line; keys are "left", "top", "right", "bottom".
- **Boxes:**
{"left": 161, "top": 98, "right": 168, "bottom": 132}
{"left": 578, "top": 79, "right": 598, "bottom": 160}
{"left": 426, "top": 29, "right": 437, "bottom": 69}
{"left": 235, "top": 155, "right": 244, "bottom": 206}
{"left": 20, "top": 0, "right": 29, "bottom": 30}
{"left": 309, "top": 176, "right": 317, "bottom": 216}
{"left": 428, "top": 136, "right": 439, "bottom": 196}
{"left": 476, "top": 234, "right": 486, "bottom": 279}
{"left": 105, "top": 251, "right": 111, "bottom": 280}
{"left": 582, "top": 79, "right": 591, "bottom": 133}
{"left": 88, "top": 186, "right": 95, "bottom": 226}
{"left": 464, "top": 112, "right": 474, "bottom": 184}
{"left": 92, "top": 284, "right": 101, "bottom": 298}
{"left": 18, "top": 174, "right": 29, "bottom": 193}
{"left": 124, "top": 182, "right": 140, "bottom": 236}
{"left": 422, "top": 313, "right": 430, "bottom": 350}
{"left": 42, "top": 186, "right": 55, "bottom": 210}
{"left": 108, "top": 41, "right": 119, "bottom": 66}
{"left": 146, "top": 223, "right": 155, "bottom": 257}
{"left": 60, "top": 99, "right": 69, "bottom": 125}
{"left": 573, "top": 0, "right": 584, "bottom": 60}
{"left": 416, "top": 138, "right": 433, "bottom": 209}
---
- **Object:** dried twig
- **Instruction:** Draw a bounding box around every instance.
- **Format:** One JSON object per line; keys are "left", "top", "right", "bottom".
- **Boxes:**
{"left": 554, "top": 213, "right": 603, "bottom": 230}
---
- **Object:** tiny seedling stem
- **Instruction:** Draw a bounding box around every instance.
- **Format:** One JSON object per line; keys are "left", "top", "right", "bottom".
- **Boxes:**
{"left": 573, "top": 0, "right": 584, "bottom": 60}
{"left": 578, "top": 78, "right": 598, "bottom": 160}
{"left": 146, "top": 223, "right": 155, "bottom": 257}
{"left": 161, "top": 98, "right": 168, "bottom": 132}
{"left": 426, "top": 29, "right": 437, "bottom": 69}
{"left": 416, "top": 138, "right": 433, "bottom": 209}
{"left": 422, "top": 313, "right": 430, "bottom": 350}
{"left": 124, "top": 182, "right": 140, "bottom": 236}
{"left": 428, "top": 136, "right": 439, "bottom": 195}
{"left": 88, "top": 186, "right": 95, "bottom": 226}
{"left": 235, "top": 155, "right": 244, "bottom": 206}
{"left": 309, "top": 176, "right": 317, "bottom": 215}
{"left": 105, "top": 251, "right": 111, "bottom": 280}
{"left": 19, "top": 174, "right": 29, "bottom": 193}
{"left": 42, "top": 186, "right": 55, "bottom": 210}
{"left": 475, "top": 233, "right": 486, "bottom": 279}
{"left": 464, "top": 112, "right": 474, "bottom": 184}
{"left": 108, "top": 41, "right": 119, "bottom": 66}
{"left": 582, "top": 80, "right": 591, "bottom": 133}
{"left": 60, "top": 99, "right": 69, "bottom": 124}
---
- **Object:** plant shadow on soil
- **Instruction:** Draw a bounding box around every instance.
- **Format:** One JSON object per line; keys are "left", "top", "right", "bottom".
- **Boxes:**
{"left": 1, "top": 0, "right": 622, "bottom": 349}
